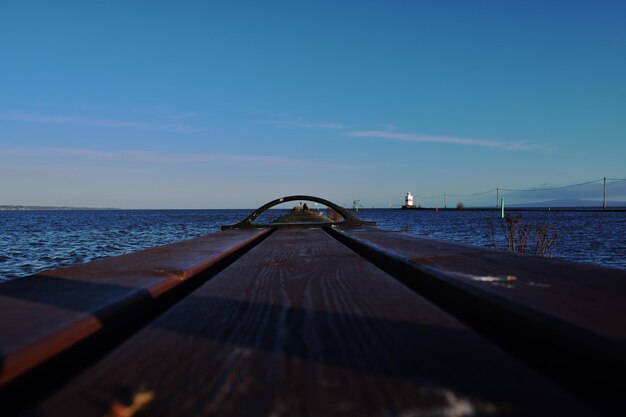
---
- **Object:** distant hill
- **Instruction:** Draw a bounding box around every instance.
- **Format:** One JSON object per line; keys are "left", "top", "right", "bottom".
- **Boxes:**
{"left": 506, "top": 199, "right": 626, "bottom": 208}
{"left": 0, "top": 205, "right": 118, "bottom": 211}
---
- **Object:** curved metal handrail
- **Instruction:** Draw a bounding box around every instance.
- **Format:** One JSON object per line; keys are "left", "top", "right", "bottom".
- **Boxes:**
{"left": 221, "top": 195, "right": 375, "bottom": 230}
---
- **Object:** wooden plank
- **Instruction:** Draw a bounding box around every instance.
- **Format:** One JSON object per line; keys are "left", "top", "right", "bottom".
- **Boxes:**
{"left": 29, "top": 228, "right": 593, "bottom": 416}
{"left": 329, "top": 225, "right": 626, "bottom": 413}
{"left": 0, "top": 228, "right": 270, "bottom": 388}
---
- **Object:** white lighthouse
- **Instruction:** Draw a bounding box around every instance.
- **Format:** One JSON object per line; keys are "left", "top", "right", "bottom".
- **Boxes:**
{"left": 402, "top": 192, "right": 416, "bottom": 209}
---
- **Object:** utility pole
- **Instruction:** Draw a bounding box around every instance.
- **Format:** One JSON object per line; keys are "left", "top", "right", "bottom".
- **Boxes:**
{"left": 496, "top": 188, "right": 499, "bottom": 209}
{"left": 603, "top": 177, "right": 607, "bottom": 210}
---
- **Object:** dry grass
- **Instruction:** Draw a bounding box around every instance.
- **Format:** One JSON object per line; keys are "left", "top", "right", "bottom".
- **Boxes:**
{"left": 488, "top": 213, "right": 557, "bottom": 257}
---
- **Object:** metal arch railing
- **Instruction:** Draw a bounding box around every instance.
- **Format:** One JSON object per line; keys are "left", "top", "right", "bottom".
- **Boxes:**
{"left": 221, "top": 195, "right": 375, "bottom": 230}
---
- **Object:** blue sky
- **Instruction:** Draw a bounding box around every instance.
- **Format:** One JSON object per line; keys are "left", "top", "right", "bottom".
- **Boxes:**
{"left": 1, "top": 0, "right": 625, "bottom": 208}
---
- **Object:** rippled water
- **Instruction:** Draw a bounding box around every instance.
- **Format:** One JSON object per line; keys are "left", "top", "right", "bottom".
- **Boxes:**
{"left": 1, "top": 209, "right": 624, "bottom": 280}
{"left": 0, "top": 210, "right": 246, "bottom": 281}
{"left": 357, "top": 209, "right": 626, "bottom": 270}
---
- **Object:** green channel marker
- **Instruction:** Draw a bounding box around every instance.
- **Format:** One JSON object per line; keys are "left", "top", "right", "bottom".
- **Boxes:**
{"left": 501, "top": 197, "right": 505, "bottom": 218}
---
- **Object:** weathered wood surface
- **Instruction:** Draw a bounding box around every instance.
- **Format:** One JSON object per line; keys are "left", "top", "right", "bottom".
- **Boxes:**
{"left": 27, "top": 228, "right": 593, "bottom": 417}
{"left": 0, "top": 228, "right": 269, "bottom": 388}
{"left": 329, "top": 225, "right": 626, "bottom": 412}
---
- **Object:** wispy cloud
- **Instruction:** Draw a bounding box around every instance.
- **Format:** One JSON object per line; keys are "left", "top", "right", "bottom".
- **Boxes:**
{"left": 344, "top": 130, "right": 537, "bottom": 150}
{"left": 0, "top": 112, "right": 206, "bottom": 133}
{"left": 0, "top": 147, "right": 359, "bottom": 169}
{"left": 256, "top": 112, "right": 540, "bottom": 150}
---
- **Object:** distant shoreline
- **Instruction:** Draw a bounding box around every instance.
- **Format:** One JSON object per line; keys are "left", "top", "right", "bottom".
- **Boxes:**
{"left": 0, "top": 205, "right": 119, "bottom": 211}
{"left": 2, "top": 205, "right": 625, "bottom": 212}
{"left": 393, "top": 207, "right": 626, "bottom": 212}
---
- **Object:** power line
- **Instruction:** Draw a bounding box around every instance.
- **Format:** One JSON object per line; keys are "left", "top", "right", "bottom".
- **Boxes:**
{"left": 407, "top": 177, "right": 623, "bottom": 205}
{"left": 500, "top": 179, "right": 603, "bottom": 192}
{"left": 414, "top": 193, "right": 444, "bottom": 199}
{"left": 447, "top": 189, "right": 497, "bottom": 197}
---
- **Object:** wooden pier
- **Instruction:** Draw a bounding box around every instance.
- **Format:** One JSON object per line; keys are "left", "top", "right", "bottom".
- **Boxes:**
{"left": 1, "top": 195, "right": 624, "bottom": 416}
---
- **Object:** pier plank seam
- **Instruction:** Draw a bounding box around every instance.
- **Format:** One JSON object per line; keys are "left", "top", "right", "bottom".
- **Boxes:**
{"left": 27, "top": 228, "right": 594, "bottom": 417}
{"left": 0, "top": 228, "right": 271, "bottom": 412}
{"left": 327, "top": 225, "right": 626, "bottom": 416}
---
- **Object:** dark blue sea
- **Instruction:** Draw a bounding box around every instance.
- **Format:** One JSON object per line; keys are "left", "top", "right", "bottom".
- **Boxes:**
{"left": 1, "top": 209, "right": 624, "bottom": 280}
